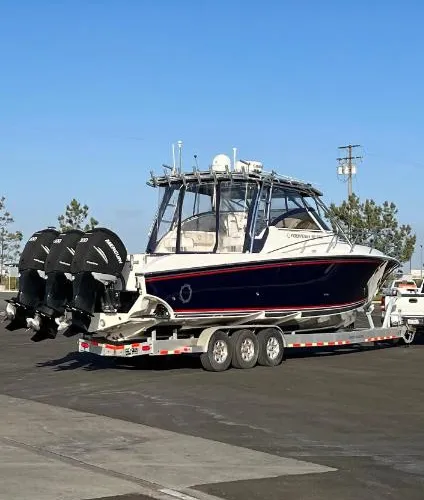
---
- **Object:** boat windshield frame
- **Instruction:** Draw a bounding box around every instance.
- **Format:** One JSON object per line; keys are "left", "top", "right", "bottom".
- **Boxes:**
{"left": 146, "top": 170, "right": 350, "bottom": 254}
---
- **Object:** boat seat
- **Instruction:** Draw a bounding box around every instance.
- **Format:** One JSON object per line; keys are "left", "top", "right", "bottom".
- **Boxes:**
{"left": 156, "top": 229, "right": 216, "bottom": 253}
{"left": 155, "top": 212, "right": 248, "bottom": 253}
{"left": 223, "top": 212, "right": 247, "bottom": 234}
{"left": 218, "top": 236, "right": 244, "bottom": 253}
{"left": 294, "top": 219, "right": 318, "bottom": 230}
{"left": 272, "top": 207, "right": 319, "bottom": 230}
{"left": 275, "top": 217, "right": 300, "bottom": 229}
{"left": 155, "top": 230, "right": 178, "bottom": 253}
{"left": 217, "top": 212, "right": 247, "bottom": 252}
{"left": 180, "top": 231, "right": 215, "bottom": 252}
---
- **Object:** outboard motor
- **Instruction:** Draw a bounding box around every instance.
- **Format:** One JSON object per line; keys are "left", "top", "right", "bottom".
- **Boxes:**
{"left": 4, "top": 228, "right": 59, "bottom": 331}
{"left": 62, "top": 227, "right": 127, "bottom": 336}
{"left": 29, "top": 229, "right": 84, "bottom": 342}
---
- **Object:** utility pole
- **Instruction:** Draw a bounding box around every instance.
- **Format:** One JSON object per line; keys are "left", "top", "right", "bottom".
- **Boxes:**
{"left": 337, "top": 144, "right": 362, "bottom": 199}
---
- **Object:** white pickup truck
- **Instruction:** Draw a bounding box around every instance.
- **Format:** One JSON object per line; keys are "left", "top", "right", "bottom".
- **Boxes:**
{"left": 384, "top": 280, "right": 424, "bottom": 331}
{"left": 380, "top": 278, "right": 418, "bottom": 323}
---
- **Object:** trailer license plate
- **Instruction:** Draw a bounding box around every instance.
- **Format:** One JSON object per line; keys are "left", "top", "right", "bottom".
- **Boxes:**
{"left": 408, "top": 319, "right": 420, "bottom": 325}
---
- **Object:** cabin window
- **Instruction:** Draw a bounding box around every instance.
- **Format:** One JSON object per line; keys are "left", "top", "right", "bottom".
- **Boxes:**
{"left": 148, "top": 186, "right": 181, "bottom": 253}
{"left": 179, "top": 183, "right": 217, "bottom": 252}
{"left": 269, "top": 187, "right": 321, "bottom": 231}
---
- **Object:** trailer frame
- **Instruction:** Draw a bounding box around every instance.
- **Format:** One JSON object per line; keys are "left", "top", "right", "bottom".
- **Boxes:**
{"left": 77, "top": 301, "right": 415, "bottom": 371}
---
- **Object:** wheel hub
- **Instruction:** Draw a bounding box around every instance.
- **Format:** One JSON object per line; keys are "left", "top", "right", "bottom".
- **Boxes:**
{"left": 213, "top": 339, "right": 228, "bottom": 364}
{"left": 266, "top": 336, "right": 280, "bottom": 360}
{"left": 241, "top": 338, "right": 255, "bottom": 362}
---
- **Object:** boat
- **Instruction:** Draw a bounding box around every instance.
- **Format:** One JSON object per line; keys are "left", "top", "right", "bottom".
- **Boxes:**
{"left": 3, "top": 148, "right": 398, "bottom": 342}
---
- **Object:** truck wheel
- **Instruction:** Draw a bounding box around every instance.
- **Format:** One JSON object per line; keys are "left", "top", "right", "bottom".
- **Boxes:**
{"left": 257, "top": 328, "right": 284, "bottom": 367}
{"left": 200, "top": 330, "right": 232, "bottom": 372}
{"left": 231, "top": 329, "right": 259, "bottom": 369}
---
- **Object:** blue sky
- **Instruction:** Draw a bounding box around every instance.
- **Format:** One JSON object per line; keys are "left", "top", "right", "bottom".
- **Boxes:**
{"left": 1, "top": 0, "right": 424, "bottom": 265}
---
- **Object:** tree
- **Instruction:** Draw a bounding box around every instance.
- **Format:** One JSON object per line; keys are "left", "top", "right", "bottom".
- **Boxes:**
{"left": 328, "top": 194, "right": 416, "bottom": 263}
{"left": 0, "top": 197, "right": 23, "bottom": 283}
{"left": 57, "top": 199, "right": 99, "bottom": 232}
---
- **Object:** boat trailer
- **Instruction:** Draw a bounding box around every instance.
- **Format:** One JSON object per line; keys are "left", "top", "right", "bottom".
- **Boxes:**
{"left": 77, "top": 301, "right": 415, "bottom": 372}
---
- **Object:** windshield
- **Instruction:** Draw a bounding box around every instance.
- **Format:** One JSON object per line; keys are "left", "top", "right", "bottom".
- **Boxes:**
{"left": 267, "top": 187, "right": 328, "bottom": 231}
{"left": 147, "top": 180, "right": 258, "bottom": 254}
{"left": 147, "top": 179, "right": 346, "bottom": 254}
{"left": 252, "top": 185, "right": 336, "bottom": 234}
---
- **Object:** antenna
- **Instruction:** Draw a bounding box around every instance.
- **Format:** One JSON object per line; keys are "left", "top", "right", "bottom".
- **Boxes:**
{"left": 194, "top": 154, "right": 199, "bottom": 170}
{"left": 172, "top": 143, "right": 176, "bottom": 173}
{"left": 232, "top": 147, "right": 237, "bottom": 171}
{"left": 177, "top": 140, "right": 183, "bottom": 173}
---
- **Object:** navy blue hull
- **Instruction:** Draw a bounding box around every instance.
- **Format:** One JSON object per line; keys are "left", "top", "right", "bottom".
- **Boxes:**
{"left": 145, "top": 256, "right": 391, "bottom": 316}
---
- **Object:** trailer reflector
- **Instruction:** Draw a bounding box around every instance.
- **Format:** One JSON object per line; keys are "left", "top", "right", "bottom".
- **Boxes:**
{"left": 288, "top": 340, "right": 351, "bottom": 348}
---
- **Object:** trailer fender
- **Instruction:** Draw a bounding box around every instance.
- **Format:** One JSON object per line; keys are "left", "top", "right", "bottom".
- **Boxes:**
{"left": 197, "top": 327, "right": 228, "bottom": 352}
{"left": 273, "top": 327, "right": 287, "bottom": 348}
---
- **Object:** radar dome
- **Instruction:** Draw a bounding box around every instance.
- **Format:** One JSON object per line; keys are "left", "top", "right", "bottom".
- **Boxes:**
{"left": 211, "top": 154, "right": 231, "bottom": 172}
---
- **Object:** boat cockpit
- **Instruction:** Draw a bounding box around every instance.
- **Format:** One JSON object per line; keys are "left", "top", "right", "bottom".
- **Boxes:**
{"left": 146, "top": 156, "right": 342, "bottom": 255}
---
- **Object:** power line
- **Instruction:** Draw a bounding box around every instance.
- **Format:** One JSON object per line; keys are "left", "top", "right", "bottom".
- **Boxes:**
{"left": 337, "top": 144, "right": 362, "bottom": 198}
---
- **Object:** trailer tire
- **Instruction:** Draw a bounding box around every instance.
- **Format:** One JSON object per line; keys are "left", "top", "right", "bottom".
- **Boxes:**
{"left": 231, "top": 329, "right": 259, "bottom": 369}
{"left": 200, "top": 330, "right": 232, "bottom": 372}
{"left": 257, "top": 328, "right": 284, "bottom": 367}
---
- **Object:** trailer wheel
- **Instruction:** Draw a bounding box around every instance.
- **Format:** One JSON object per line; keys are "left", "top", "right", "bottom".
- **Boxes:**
{"left": 200, "top": 330, "right": 232, "bottom": 372}
{"left": 231, "top": 329, "right": 259, "bottom": 369}
{"left": 257, "top": 328, "right": 284, "bottom": 367}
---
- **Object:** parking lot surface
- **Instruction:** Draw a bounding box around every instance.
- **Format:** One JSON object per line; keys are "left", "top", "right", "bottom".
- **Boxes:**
{"left": 0, "top": 294, "right": 423, "bottom": 500}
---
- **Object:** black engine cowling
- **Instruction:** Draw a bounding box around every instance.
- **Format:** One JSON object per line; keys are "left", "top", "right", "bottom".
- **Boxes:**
{"left": 5, "top": 228, "right": 59, "bottom": 331}
{"left": 64, "top": 227, "right": 127, "bottom": 336}
{"left": 29, "top": 229, "right": 85, "bottom": 342}
{"left": 70, "top": 227, "right": 127, "bottom": 276}
{"left": 5, "top": 226, "right": 128, "bottom": 339}
{"left": 42, "top": 229, "right": 84, "bottom": 314}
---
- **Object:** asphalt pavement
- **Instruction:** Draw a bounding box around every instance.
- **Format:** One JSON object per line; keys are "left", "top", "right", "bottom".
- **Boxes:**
{"left": 0, "top": 292, "right": 423, "bottom": 500}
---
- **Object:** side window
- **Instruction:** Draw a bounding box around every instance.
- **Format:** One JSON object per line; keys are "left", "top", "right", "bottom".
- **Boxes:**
{"left": 269, "top": 187, "right": 289, "bottom": 225}
{"left": 269, "top": 187, "right": 320, "bottom": 230}
{"left": 148, "top": 186, "right": 181, "bottom": 253}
